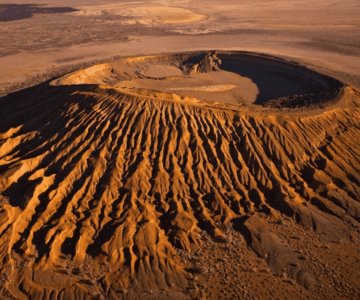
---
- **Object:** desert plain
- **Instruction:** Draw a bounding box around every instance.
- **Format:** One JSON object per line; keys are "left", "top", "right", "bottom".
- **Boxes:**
{"left": 0, "top": 1, "right": 359, "bottom": 299}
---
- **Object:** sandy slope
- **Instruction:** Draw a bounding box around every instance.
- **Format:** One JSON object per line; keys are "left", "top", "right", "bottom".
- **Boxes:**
{"left": 0, "top": 52, "right": 359, "bottom": 299}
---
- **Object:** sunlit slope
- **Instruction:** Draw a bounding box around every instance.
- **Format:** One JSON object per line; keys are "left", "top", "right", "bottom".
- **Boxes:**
{"left": 0, "top": 52, "right": 359, "bottom": 299}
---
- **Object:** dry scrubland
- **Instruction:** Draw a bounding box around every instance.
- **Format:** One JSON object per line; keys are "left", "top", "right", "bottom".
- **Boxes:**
{"left": 0, "top": 1, "right": 360, "bottom": 300}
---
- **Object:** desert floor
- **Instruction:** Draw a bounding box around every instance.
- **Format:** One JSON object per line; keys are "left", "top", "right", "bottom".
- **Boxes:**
{"left": 0, "top": 0, "right": 360, "bottom": 96}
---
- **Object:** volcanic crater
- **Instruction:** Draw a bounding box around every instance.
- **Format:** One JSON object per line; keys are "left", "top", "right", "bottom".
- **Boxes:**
{"left": 0, "top": 51, "right": 359, "bottom": 299}
{"left": 52, "top": 51, "right": 344, "bottom": 107}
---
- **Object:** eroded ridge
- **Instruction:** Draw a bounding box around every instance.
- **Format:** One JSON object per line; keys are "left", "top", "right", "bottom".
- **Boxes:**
{"left": 0, "top": 52, "right": 359, "bottom": 299}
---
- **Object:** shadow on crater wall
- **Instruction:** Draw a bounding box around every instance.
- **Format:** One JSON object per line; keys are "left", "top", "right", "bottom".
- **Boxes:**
{"left": 218, "top": 52, "right": 342, "bottom": 104}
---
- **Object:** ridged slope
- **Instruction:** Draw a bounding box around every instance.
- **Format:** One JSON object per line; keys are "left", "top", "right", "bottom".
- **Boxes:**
{"left": 0, "top": 53, "right": 359, "bottom": 299}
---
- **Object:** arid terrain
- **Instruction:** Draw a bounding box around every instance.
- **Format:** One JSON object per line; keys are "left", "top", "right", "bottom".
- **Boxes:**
{"left": 0, "top": 1, "right": 359, "bottom": 300}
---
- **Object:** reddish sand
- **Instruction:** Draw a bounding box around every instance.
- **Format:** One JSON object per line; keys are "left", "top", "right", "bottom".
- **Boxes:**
{"left": 0, "top": 51, "right": 359, "bottom": 299}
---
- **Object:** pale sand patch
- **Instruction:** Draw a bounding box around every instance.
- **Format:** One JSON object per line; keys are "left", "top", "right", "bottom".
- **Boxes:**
{"left": 71, "top": 5, "right": 207, "bottom": 25}
{"left": 52, "top": 63, "right": 113, "bottom": 85}
{"left": 167, "top": 84, "right": 238, "bottom": 92}
{"left": 115, "top": 68, "right": 259, "bottom": 104}
{"left": 121, "top": 6, "right": 208, "bottom": 25}
{"left": 140, "top": 64, "right": 183, "bottom": 78}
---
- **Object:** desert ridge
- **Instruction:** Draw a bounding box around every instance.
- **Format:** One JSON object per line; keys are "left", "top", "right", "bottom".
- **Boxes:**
{"left": 0, "top": 51, "right": 359, "bottom": 299}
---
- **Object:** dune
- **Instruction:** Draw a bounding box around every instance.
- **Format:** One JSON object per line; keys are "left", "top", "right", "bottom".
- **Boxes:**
{"left": 0, "top": 51, "right": 359, "bottom": 299}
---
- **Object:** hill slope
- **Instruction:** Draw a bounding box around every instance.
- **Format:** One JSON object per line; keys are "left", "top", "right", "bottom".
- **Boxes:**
{"left": 0, "top": 52, "right": 359, "bottom": 299}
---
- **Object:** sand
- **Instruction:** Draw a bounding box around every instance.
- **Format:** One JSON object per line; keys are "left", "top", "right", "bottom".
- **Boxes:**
{"left": 0, "top": 0, "right": 360, "bottom": 96}
{"left": 70, "top": 4, "right": 207, "bottom": 25}
{"left": 0, "top": 4, "right": 77, "bottom": 21}
{"left": 0, "top": 51, "right": 359, "bottom": 299}
{"left": 0, "top": 1, "right": 360, "bottom": 299}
